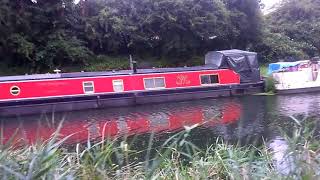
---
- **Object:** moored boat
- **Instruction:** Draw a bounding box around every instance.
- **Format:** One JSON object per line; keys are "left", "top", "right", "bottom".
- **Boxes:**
{"left": 0, "top": 49, "right": 264, "bottom": 117}
{"left": 268, "top": 57, "right": 320, "bottom": 94}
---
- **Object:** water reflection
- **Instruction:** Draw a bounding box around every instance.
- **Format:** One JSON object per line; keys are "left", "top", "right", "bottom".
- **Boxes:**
{"left": 2, "top": 92, "right": 320, "bottom": 147}
{"left": 1, "top": 99, "right": 244, "bottom": 145}
{"left": 274, "top": 93, "right": 320, "bottom": 117}
{"left": 269, "top": 136, "right": 295, "bottom": 175}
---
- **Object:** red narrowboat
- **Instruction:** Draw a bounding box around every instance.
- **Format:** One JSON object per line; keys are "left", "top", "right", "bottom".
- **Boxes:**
{"left": 0, "top": 50, "right": 264, "bottom": 117}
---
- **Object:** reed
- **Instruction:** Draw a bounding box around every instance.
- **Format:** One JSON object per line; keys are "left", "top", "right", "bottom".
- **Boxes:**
{"left": 0, "top": 118, "right": 319, "bottom": 179}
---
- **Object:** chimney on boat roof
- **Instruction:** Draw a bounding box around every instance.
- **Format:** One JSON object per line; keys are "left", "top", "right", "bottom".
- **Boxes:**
{"left": 129, "top": 55, "right": 137, "bottom": 74}
{"left": 132, "top": 61, "right": 137, "bottom": 73}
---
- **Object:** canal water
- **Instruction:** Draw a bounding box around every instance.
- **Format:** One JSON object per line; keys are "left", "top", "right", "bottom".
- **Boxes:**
{"left": 1, "top": 93, "right": 320, "bottom": 148}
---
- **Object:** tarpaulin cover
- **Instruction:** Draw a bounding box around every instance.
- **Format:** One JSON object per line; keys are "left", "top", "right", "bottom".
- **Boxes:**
{"left": 267, "top": 61, "right": 308, "bottom": 75}
{"left": 205, "top": 49, "right": 260, "bottom": 83}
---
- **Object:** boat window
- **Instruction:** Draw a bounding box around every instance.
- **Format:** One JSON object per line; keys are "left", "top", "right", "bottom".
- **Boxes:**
{"left": 113, "top": 80, "right": 124, "bottom": 92}
{"left": 83, "top": 81, "right": 94, "bottom": 94}
{"left": 10, "top": 86, "right": 20, "bottom": 96}
{"left": 155, "top": 78, "right": 165, "bottom": 88}
{"left": 200, "top": 74, "right": 219, "bottom": 85}
{"left": 200, "top": 75, "right": 210, "bottom": 84}
{"left": 210, "top": 75, "right": 219, "bottom": 83}
{"left": 144, "top": 77, "right": 165, "bottom": 89}
{"left": 144, "top": 79, "right": 155, "bottom": 89}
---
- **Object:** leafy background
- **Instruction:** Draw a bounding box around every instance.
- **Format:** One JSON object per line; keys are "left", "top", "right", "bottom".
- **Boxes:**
{"left": 0, "top": 0, "right": 318, "bottom": 74}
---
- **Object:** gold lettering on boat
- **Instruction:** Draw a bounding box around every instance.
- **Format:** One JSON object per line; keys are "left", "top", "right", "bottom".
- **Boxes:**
{"left": 176, "top": 75, "right": 191, "bottom": 85}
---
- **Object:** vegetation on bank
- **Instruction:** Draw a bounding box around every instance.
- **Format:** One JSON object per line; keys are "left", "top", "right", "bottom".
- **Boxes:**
{"left": 259, "top": 64, "right": 276, "bottom": 94}
{"left": 0, "top": 118, "right": 319, "bottom": 179}
{"left": 260, "top": 65, "right": 268, "bottom": 77}
{"left": 0, "top": 0, "right": 319, "bottom": 74}
{"left": 82, "top": 55, "right": 203, "bottom": 72}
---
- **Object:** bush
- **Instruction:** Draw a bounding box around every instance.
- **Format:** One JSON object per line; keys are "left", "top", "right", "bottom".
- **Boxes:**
{"left": 264, "top": 75, "right": 276, "bottom": 93}
{"left": 84, "top": 55, "right": 130, "bottom": 71}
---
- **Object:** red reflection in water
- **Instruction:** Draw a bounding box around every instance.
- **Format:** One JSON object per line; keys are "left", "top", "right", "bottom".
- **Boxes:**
{"left": 1, "top": 102, "right": 241, "bottom": 145}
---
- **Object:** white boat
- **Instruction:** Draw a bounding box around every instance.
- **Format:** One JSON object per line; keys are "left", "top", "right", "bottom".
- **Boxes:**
{"left": 268, "top": 58, "right": 320, "bottom": 94}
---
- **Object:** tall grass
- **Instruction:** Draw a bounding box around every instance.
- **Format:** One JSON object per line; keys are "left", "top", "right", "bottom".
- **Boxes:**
{"left": 0, "top": 118, "right": 319, "bottom": 179}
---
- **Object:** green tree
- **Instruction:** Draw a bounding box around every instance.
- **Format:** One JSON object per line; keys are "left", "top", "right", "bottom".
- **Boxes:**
{"left": 223, "top": 0, "right": 263, "bottom": 49}
{"left": 261, "top": 0, "right": 320, "bottom": 62}
{"left": 0, "top": 0, "right": 92, "bottom": 73}
{"left": 82, "top": 0, "right": 263, "bottom": 58}
{"left": 0, "top": 0, "right": 264, "bottom": 73}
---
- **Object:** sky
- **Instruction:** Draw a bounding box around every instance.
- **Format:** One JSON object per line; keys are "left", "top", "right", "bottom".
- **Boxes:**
{"left": 261, "top": 0, "right": 281, "bottom": 13}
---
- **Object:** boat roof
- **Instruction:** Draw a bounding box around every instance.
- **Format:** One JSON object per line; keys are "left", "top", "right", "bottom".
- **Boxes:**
{"left": 216, "top": 49, "right": 257, "bottom": 56}
{"left": 0, "top": 65, "right": 218, "bottom": 82}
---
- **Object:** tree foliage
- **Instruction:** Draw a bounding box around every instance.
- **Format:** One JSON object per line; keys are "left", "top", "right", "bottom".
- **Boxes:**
{"left": 81, "top": 0, "right": 262, "bottom": 58}
{"left": 0, "top": 0, "right": 264, "bottom": 73}
{"left": 261, "top": 0, "right": 320, "bottom": 62}
{"left": 0, "top": 0, "right": 92, "bottom": 73}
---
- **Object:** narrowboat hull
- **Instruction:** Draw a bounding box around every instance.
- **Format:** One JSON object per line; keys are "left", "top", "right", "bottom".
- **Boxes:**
{"left": 0, "top": 81, "right": 264, "bottom": 117}
{"left": 0, "top": 50, "right": 263, "bottom": 117}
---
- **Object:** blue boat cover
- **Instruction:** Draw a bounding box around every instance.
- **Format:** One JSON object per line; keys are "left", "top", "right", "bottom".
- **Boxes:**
{"left": 268, "top": 61, "right": 304, "bottom": 75}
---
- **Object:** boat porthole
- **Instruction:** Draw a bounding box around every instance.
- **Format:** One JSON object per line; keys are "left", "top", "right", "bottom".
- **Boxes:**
{"left": 10, "top": 86, "right": 20, "bottom": 96}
